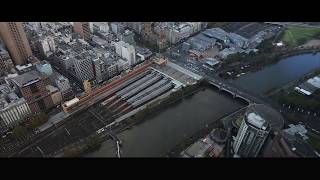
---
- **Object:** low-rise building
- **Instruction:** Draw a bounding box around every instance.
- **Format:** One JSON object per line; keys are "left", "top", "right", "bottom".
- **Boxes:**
{"left": 118, "top": 29, "right": 135, "bottom": 44}
{"left": 0, "top": 48, "right": 14, "bottom": 75}
{"left": 36, "top": 60, "right": 53, "bottom": 76}
{"left": 283, "top": 124, "right": 309, "bottom": 140}
{"left": 114, "top": 41, "right": 136, "bottom": 66}
{"left": 54, "top": 75, "right": 73, "bottom": 101}
{"left": 15, "top": 63, "right": 34, "bottom": 74}
{"left": 46, "top": 85, "right": 62, "bottom": 106}
{"left": 92, "top": 22, "right": 109, "bottom": 34}
{"left": 38, "top": 35, "right": 56, "bottom": 57}
{"left": 0, "top": 84, "right": 31, "bottom": 133}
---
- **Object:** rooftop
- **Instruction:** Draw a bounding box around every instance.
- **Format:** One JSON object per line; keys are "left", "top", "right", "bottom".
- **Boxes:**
{"left": 247, "top": 112, "right": 268, "bottom": 130}
{"left": 12, "top": 70, "right": 43, "bottom": 87}
{"left": 246, "top": 104, "right": 284, "bottom": 131}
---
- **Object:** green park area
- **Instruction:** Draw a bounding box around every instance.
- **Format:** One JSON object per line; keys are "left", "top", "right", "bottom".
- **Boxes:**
{"left": 281, "top": 27, "right": 320, "bottom": 47}
{"left": 277, "top": 90, "right": 320, "bottom": 112}
{"left": 307, "top": 131, "right": 320, "bottom": 153}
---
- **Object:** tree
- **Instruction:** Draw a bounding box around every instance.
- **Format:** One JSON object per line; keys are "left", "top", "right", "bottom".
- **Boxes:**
{"left": 29, "top": 113, "right": 49, "bottom": 129}
{"left": 85, "top": 135, "right": 102, "bottom": 152}
{"left": 12, "top": 125, "right": 28, "bottom": 139}
{"left": 63, "top": 147, "right": 82, "bottom": 157}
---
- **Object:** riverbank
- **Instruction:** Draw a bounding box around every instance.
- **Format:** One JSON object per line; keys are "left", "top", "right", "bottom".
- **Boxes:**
{"left": 63, "top": 82, "right": 205, "bottom": 157}
{"left": 219, "top": 47, "right": 320, "bottom": 80}
{"left": 166, "top": 105, "right": 248, "bottom": 157}
{"left": 266, "top": 68, "right": 320, "bottom": 97}
{"left": 85, "top": 81, "right": 247, "bottom": 157}
{"left": 122, "top": 81, "right": 206, "bottom": 128}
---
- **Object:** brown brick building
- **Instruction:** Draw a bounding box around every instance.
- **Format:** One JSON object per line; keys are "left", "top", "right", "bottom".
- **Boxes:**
{"left": 12, "top": 70, "right": 54, "bottom": 113}
{"left": 0, "top": 22, "right": 32, "bottom": 65}
{"left": 73, "top": 22, "right": 91, "bottom": 42}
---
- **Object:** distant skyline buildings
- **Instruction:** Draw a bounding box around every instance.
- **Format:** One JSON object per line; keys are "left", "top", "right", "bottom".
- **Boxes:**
{"left": 0, "top": 22, "right": 32, "bottom": 65}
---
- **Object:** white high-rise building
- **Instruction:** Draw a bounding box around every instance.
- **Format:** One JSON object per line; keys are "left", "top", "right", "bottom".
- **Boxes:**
{"left": 114, "top": 41, "right": 136, "bottom": 66}
{"left": 39, "top": 36, "right": 56, "bottom": 57}
{"left": 233, "top": 108, "right": 271, "bottom": 157}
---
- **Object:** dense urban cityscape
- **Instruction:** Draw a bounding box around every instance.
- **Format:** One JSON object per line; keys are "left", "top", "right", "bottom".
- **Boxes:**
{"left": 0, "top": 22, "right": 320, "bottom": 158}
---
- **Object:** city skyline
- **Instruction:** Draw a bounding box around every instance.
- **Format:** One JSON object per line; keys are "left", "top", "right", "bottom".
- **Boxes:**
{"left": 0, "top": 22, "right": 319, "bottom": 158}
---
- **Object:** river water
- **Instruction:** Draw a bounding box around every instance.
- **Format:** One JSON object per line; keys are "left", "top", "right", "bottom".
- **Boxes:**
{"left": 229, "top": 53, "right": 320, "bottom": 94}
{"left": 87, "top": 52, "right": 320, "bottom": 157}
{"left": 86, "top": 88, "right": 245, "bottom": 157}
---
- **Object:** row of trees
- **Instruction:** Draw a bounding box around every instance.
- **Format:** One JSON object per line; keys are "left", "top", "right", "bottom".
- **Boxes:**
{"left": 63, "top": 135, "right": 103, "bottom": 157}
{"left": 278, "top": 91, "right": 320, "bottom": 112}
{"left": 12, "top": 113, "right": 49, "bottom": 139}
{"left": 126, "top": 83, "right": 203, "bottom": 125}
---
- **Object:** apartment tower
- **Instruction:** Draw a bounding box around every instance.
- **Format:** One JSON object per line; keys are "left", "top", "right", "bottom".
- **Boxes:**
{"left": 0, "top": 22, "right": 32, "bottom": 65}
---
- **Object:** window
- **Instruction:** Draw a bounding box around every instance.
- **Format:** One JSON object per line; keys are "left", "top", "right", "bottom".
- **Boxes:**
{"left": 30, "top": 83, "right": 39, "bottom": 93}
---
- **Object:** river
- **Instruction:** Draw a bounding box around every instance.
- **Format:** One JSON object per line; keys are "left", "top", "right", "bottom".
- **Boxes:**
{"left": 229, "top": 52, "right": 320, "bottom": 94}
{"left": 86, "top": 88, "right": 245, "bottom": 157}
{"left": 86, "top": 52, "right": 320, "bottom": 157}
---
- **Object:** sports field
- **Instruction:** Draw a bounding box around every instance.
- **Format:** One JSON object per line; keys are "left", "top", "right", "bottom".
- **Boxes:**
{"left": 282, "top": 27, "right": 320, "bottom": 47}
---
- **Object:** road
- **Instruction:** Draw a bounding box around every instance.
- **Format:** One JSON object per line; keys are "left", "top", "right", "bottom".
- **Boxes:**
{"left": 265, "top": 22, "right": 320, "bottom": 29}
{"left": 167, "top": 53, "right": 271, "bottom": 106}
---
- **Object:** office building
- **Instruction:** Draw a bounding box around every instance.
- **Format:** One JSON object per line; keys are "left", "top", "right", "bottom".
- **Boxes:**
{"left": 0, "top": 48, "right": 14, "bottom": 75}
{"left": 119, "top": 29, "right": 135, "bottom": 44}
{"left": 0, "top": 84, "right": 31, "bottom": 133}
{"left": 36, "top": 60, "right": 53, "bottom": 76}
{"left": 46, "top": 85, "right": 62, "bottom": 106}
{"left": 233, "top": 104, "right": 284, "bottom": 157}
{"left": 12, "top": 70, "right": 54, "bottom": 113}
{"left": 73, "top": 52, "right": 95, "bottom": 82}
{"left": 92, "top": 22, "right": 109, "bottom": 34}
{"left": 54, "top": 75, "right": 73, "bottom": 100}
{"left": 233, "top": 107, "right": 271, "bottom": 157}
{"left": 114, "top": 41, "right": 136, "bottom": 66}
{"left": 0, "top": 22, "right": 33, "bottom": 65}
{"left": 73, "top": 22, "right": 91, "bottom": 42}
{"left": 39, "top": 35, "right": 55, "bottom": 57}
{"left": 92, "top": 57, "right": 105, "bottom": 83}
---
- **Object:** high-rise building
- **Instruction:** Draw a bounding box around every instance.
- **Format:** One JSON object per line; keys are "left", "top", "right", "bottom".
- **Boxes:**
{"left": 73, "top": 22, "right": 91, "bottom": 42}
{"left": 0, "top": 22, "right": 32, "bottom": 65}
{"left": 232, "top": 104, "right": 284, "bottom": 157}
{"left": 73, "top": 53, "right": 94, "bottom": 82}
{"left": 38, "top": 35, "right": 55, "bottom": 57}
{"left": 233, "top": 107, "right": 271, "bottom": 157}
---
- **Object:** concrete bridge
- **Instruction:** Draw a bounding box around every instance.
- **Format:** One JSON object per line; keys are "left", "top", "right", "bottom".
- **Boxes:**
{"left": 206, "top": 75, "right": 271, "bottom": 106}
{"left": 209, "top": 80, "right": 250, "bottom": 103}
